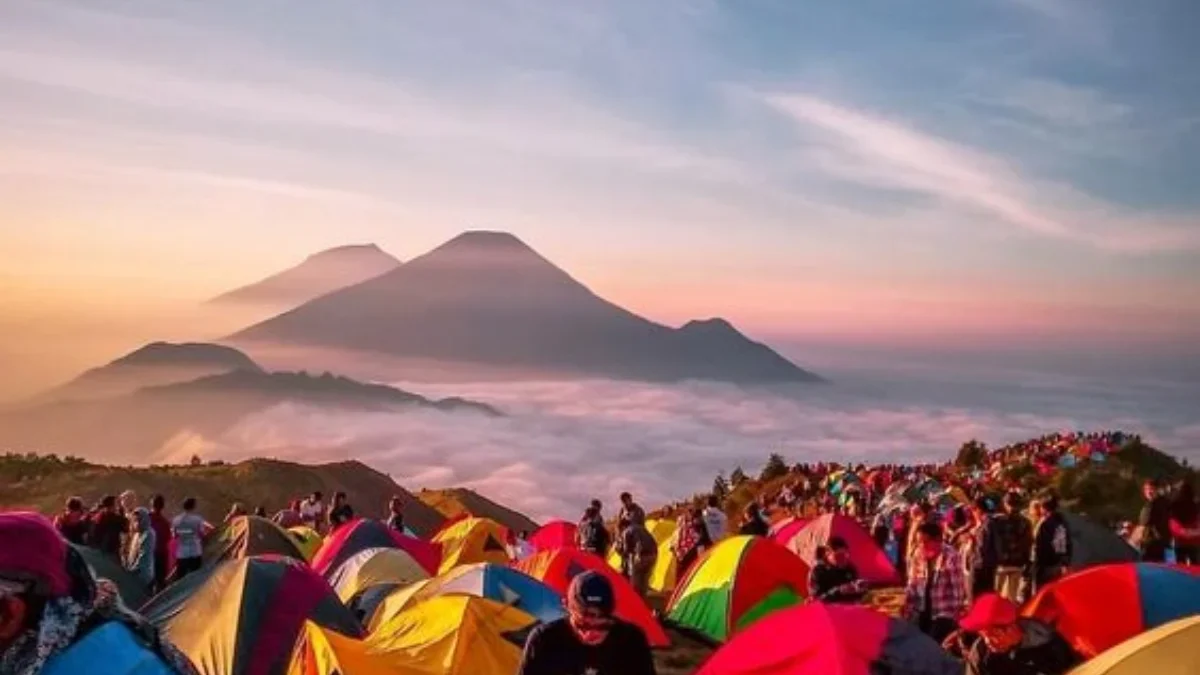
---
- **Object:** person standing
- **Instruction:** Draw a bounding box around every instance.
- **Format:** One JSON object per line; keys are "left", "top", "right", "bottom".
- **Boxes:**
{"left": 617, "top": 493, "right": 645, "bottom": 534}
{"left": 171, "top": 497, "right": 209, "bottom": 581}
{"left": 620, "top": 516, "right": 658, "bottom": 599}
{"left": 990, "top": 492, "right": 1033, "bottom": 604}
{"left": 577, "top": 504, "right": 611, "bottom": 557}
{"left": 125, "top": 507, "right": 156, "bottom": 592}
{"left": 301, "top": 492, "right": 326, "bottom": 533}
{"left": 964, "top": 497, "right": 997, "bottom": 602}
{"left": 1031, "top": 494, "right": 1071, "bottom": 593}
{"left": 386, "top": 496, "right": 406, "bottom": 533}
{"left": 517, "top": 571, "right": 656, "bottom": 675}
{"left": 53, "top": 497, "right": 90, "bottom": 546}
{"left": 904, "top": 523, "right": 967, "bottom": 643}
{"left": 1138, "top": 479, "right": 1172, "bottom": 562}
{"left": 148, "top": 495, "right": 173, "bottom": 593}
{"left": 671, "top": 509, "right": 711, "bottom": 579}
{"left": 1169, "top": 482, "right": 1200, "bottom": 565}
{"left": 701, "top": 496, "right": 728, "bottom": 543}
{"left": 328, "top": 492, "right": 354, "bottom": 531}
{"left": 88, "top": 496, "right": 129, "bottom": 562}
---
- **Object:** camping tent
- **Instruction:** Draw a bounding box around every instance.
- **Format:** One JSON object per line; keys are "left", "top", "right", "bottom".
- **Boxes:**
{"left": 1067, "top": 615, "right": 1200, "bottom": 675}
{"left": 432, "top": 517, "right": 510, "bottom": 574}
{"left": 1061, "top": 513, "right": 1138, "bottom": 570}
{"left": 515, "top": 548, "right": 670, "bottom": 647}
{"left": 365, "top": 563, "right": 565, "bottom": 631}
{"left": 606, "top": 518, "right": 680, "bottom": 593}
{"left": 286, "top": 527, "right": 323, "bottom": 562}
{"left": 311, "top": 519, "right": 440, "bottom": 577}
{"left": 785, "top": 514, "right": 898, "bottom": 585}
{"left": 1023, "top": 563, "right": 1200, "bottom": 658}
{"left": 667, "top": 535, "right": 810, "bottom": 643}
{"left": 769, "top": 517, "right": 809, "bottom": 547}
{"left": 695, "top": 603, "right": 961, "bottom": 675}
{"left": 294, "top": 596, "right": 537, "bottom": 675}
{"left": 144, "top": 556, "right": 362, "bottom": 675}
{"left": 205, "top": 516, "right": 306, "bottom": 565}
{"left": 72, "top": 544, "right": 150, "bottom": 610}
{"left": 527, "top": 520, "right": 577, "bottom": 552}
{"left": 327, "top": 547, "right": 431, "bottom": 604}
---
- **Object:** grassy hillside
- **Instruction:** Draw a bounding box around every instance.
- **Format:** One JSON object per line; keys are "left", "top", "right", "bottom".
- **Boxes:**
{"left": 418, "top": 487, "right": 540, "bottom": 534}
{"left": 0, "top": 453, "right": 446, "bottom": 537}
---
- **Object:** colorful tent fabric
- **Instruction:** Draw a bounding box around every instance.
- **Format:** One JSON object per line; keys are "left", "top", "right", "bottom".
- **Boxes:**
{"left": 515, "top": 548, "right": 670, "bottom": 647}
{"left": 695, "top": 603, "right": 961, "bottom": 675}
{"left": 287, "top": 527, "right": 323, "bottom": 562}
{"left": 1067, "top": 615, "right": 1200, "bottom": 675}
{"left": 606, "top": 518, "right": 680, "bottom": 593}
{"left": 41, "top": 622, "right": 180, "bottom": 675}
{"left": 667, "top": 535, "right": 810, "bottom": 644}
{"left": 294, "top": 596, "right": 537, "bottom": 675}
{"left": 785, "top": 514, "right": 898, "bottom": 585}
{"left": 1023, "top": 563, "right": 1200, "bottom": 658}
{"left": 204, "top": 516, "right": 305, "bottom": 565}
{"left": 144, "top": 556, "right": 362, "bottom": 675}
{"left": 1061, "top": 513, "right": 1138, "bottom": 570}
{"left": 72, "top": 544, "right": 150, "bottom": 610}
{"left": 769, "top": 517, "right": 809, "bottom": 547}
{"left": 311, "top": 519, "right": 440, "bottom": 577}
{"left": 527, "top": 520, "right": 578, "bottom": 551}
{"left": 432, "top": 517, "right": 510, "bottom": 574}
{"left": 327, "top": 547, "right": 431, "bottom": 604}
{"left": 365, "top": 563, "right": 565, "bottom": 631}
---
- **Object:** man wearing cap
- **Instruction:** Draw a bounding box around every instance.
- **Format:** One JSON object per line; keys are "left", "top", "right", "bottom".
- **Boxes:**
{"left": 517, "top": 571, "right": 656, "bottom": 675}
{"left": 0, "top": 512, "right": 198, "bottom": 675}
{"left": 944, "top": 593, "right": 1079, "bottom": 675}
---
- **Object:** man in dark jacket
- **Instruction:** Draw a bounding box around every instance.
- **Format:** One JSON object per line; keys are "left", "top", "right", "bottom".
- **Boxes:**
{"left": 1030, "top": 494, "right": 1071, "bottom": 593}
{"left": 1137, "top": 479, "right": 1172, "bottom": 562}
{"left": 578, "top": 504, "right": 611, "bottom": 557}
{"left": 808, "top": 537, "right": 865, "bottom": 603}
{"left": 148, "top": 495, "right": 173, "bottom": 593}
{"left": 518, "top": 571, "right": 656, "bottom": 675}
{"left": 991, "top": 492, "right": 1033, "bottom": 603}
{"left": 946, "top": 594, "right": 1081, "bottom": 675}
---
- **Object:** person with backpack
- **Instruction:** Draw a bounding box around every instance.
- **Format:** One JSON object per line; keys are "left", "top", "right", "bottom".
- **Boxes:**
{"left": 990, "top": 492, "right": 1033, "bottom": 604}
{"left": 577, "top": 505, "right": 611, "bottom": 557}
{"left": 619, "top": 515, "right": 658, "bottom": 599}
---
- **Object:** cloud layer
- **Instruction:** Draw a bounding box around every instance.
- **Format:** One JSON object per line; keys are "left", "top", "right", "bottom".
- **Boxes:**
{"left": 157, "top": 372, "right": 1200, "bottom": 523}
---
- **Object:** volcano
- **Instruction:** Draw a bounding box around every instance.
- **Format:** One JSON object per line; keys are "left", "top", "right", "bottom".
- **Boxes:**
{"left": 228, "top": 231, "right": 823, "bottom": 384}
{"left": 209, "top": 243, "right": 402, "bottom": 310}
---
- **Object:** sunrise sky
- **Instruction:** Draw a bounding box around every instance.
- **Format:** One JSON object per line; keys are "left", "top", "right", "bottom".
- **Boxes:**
{"left": 2, "top": 0, "right": 1199, "bottom": 397}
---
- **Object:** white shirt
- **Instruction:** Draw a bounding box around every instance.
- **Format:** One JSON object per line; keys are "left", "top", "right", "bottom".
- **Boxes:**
{"left": 703, "top": 507, "right": 728, "bottom": 541}
{"left": 300, "top": 499, "right": 325, "bottom": 521}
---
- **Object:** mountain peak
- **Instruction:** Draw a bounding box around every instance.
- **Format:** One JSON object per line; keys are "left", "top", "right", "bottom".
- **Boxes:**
{"left": 680, "top": 317, "right": 740, "bottom": 334}
{"left": 209, "top": 243, "right": 401, "bottom": 308}
{"left": 111, "top": 342, "right": 262, "bottom": 371}
{"left": 432, "top": 231, "right": 538, "bottom": 257}
{"left": 305, "top": 243, "right": 390, "bottom": 262}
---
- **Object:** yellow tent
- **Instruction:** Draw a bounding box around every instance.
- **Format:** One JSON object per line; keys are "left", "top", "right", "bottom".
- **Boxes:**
{"left": 1067, "top": 615, "right": 1200, "bottom": 675}
{"left": 606, "top": 518, "right": 679, "bottom": 593}
{"left": 432, "top": 517, "right": 509, "bottom": 574}
{"left": 294, "top": 596, "right": 536, "bottom": 675}
{"left": 328, "top": 547, "right": 431, "bottom": 604}
{"left": 288, "top": 526, "right": 324, "bottom": 562}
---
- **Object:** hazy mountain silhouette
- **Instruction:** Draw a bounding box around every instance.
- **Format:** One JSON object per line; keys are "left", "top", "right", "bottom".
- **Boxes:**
{"left": 37, "top": 342, "right": 264, "bottom": 403}
{"left": 229, "top": 231, "right": 823, "bottom": 384}
{"left": 1, "top": 357, "right": 499, "bottom": 465}
{"left": 209, "top": 244, "right": 402, "bottom": 309}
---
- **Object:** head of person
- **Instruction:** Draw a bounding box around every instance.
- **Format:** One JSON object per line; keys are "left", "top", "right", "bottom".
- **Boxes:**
{"left": 389, "top": 496, "right": 403, "bottom": 515}
{"left": 1143, "top": 479, "right": 1159, "bottom": 502}
{"left": 620, "top": 492, "right": 633, "bottom": 507}
{"left": 132, "top": 507, "right": 151, "bottom": 532}
{"left": 590, "top": 499, "right": 602, "bottom": 513}
{"left": 151, "top": 494, "right": 165, "bottom": 513}
{"left": 827, "top": 536, "right": 851, "bottom": 566}
{"left": 253, "top": 506, "right": 267, "bottom": 518}
{"left": 0, "top": 513, "right": 76, "bottom": 653}
{"left": 1002, "top": 491, "right": 1022, "bottom": 515}
{"left": 333, "top": 492, "right": 347, "bottom": 506}
{"left": 959, "top": 594, "right": 1023, "bottom": 653}
{"left": 64, "top": 497, "right": 83, "bottom": 514}
{"left": 311, "top": 491, "right": 324, "bottom": 504}
{"left": 565, "top": 571, "right": 616, "bottom": 646}
{"left": 99, "top": 495, "right": 118, "bottom": 513}
{"left": 707, "top": 495, "right": 719, "bottom": 509}
{"left": 182, "top": 497, "right": 197, "bottom": 513}
{"left": 519, "top": 530, "right": 528, "bottom": 541}
{"left": 917, "top": 522, "right": 944, "bottom": 560}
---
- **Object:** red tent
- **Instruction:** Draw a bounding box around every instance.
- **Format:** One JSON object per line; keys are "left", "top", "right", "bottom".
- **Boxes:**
{"left": 311, "top": 519, "right": 440, "bottom": 577}
{"left": 514, "top": 549, "right": 670, "bottom": 647}
{"left": 785, "top": 514, "right": 898, "bottom": 585}
{"left": 528, "top": 520, "right": 578, "bottom": 552}
{"left": 769, "top": 517, "right": 809, "bottom": 547}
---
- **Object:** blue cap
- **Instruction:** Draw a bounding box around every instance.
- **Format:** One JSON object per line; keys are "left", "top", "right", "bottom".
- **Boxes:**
{"left": 568, "top": 571, "right": 615, "bottom": 615}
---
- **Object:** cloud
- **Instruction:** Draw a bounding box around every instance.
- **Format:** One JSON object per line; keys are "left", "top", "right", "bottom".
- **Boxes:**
{"left": 154, "top": 375, "right": 1200, "bottom": 523}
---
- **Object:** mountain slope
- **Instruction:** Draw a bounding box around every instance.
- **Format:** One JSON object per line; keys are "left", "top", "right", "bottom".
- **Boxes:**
{"left": 418, "top": 486, "right": 540, "bottom": 534}
{"left": 209, "top": 244, "right": 402, "bottom": 309}
{"left": 229, "top": 231, "right": 823, "bottom": 384}
{"left": 0, "top": 370, "right": 499, "bottom": 465}
{"left": 0, "top": 455, "right": 446, "bottom": 537}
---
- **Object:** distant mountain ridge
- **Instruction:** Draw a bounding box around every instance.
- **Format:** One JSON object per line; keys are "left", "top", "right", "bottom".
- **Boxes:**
{"left": 228, "top": 231, "right": 824, "bottom": 384}
{"left": 419, "top": 487, "right": 541, "bottom": 534}
{"left": 209, "top": 243, "right": 402, "bottom": 309}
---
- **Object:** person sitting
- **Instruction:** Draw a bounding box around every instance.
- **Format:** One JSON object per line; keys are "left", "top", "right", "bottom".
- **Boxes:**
{"left": 945, "top": 594, "right": 1081, "bottom": 675}
{"left": 385, "top": 496, "right": 405, "bottom": 533}
{"left": 0, "top": 512, "right": 199, "bottom": 675}
{"left": 738, "top": 503, "right": 769, "bottom": 537}
{"left": 807, "top": 537, "right": 866, "bottom": 604}
{"left": 517, "top": 571, "right": 656, "bottom": 675}
{"left": 327, "top": 492, "right": 354, "bottom": 531}
{"left": 272, "top": 500, "right": 303, "bottom": 530}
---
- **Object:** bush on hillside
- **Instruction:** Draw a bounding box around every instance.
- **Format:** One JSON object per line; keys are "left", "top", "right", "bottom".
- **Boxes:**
{"left": 730, "top": 466, "right": 748, "bottom": 487}
{"left": 711, "top": 473, "right": 729, "bottom": 502}
{"left": 955, "top": 440, "right": 988, "bottom": 468}
{"left": 760, "top": 453, "right": 789, "bottom": 482}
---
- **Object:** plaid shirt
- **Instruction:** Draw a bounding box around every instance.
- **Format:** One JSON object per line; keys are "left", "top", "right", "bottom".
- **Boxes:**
{"left": 905, "top": 544, "right": 968, "bottom": 621}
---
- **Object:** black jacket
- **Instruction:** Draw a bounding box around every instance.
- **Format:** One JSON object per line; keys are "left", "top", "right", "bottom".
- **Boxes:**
{"left": 518, "top": 618, "right": 656, "bottom": 675}
{"left": 1033, "top": 513, "right": 1071, "bottom": 570}
{"left": 966, "top": 620, "right": 1081, "bottom": 675}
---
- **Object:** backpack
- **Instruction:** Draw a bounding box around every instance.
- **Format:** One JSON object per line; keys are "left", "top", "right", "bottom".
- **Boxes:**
{"left": 992, "top": 514, "right": 1032, "bottom": 567}
{"left": 579, "top": 518, "right": 610, "bottom": 553}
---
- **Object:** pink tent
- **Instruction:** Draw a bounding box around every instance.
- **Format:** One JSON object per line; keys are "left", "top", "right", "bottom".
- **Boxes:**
{"left": 770, "top": 517, "right": 810, "bottom": 547}
{"left": 528, "top": 520, "right": 578, "bottom": 552}
{"left": 785, "top": 514, "right": 898, "bottom": 585}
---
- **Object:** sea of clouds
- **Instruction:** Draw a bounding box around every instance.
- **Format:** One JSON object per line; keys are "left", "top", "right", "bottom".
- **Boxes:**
{"left": 158, "top": 368, "right": 1200, "bottom": 523}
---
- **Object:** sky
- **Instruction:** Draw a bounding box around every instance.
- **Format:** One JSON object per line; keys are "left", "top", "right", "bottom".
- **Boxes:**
{"left": 2, "top": 0, "right": 1199, "bottom": 398}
